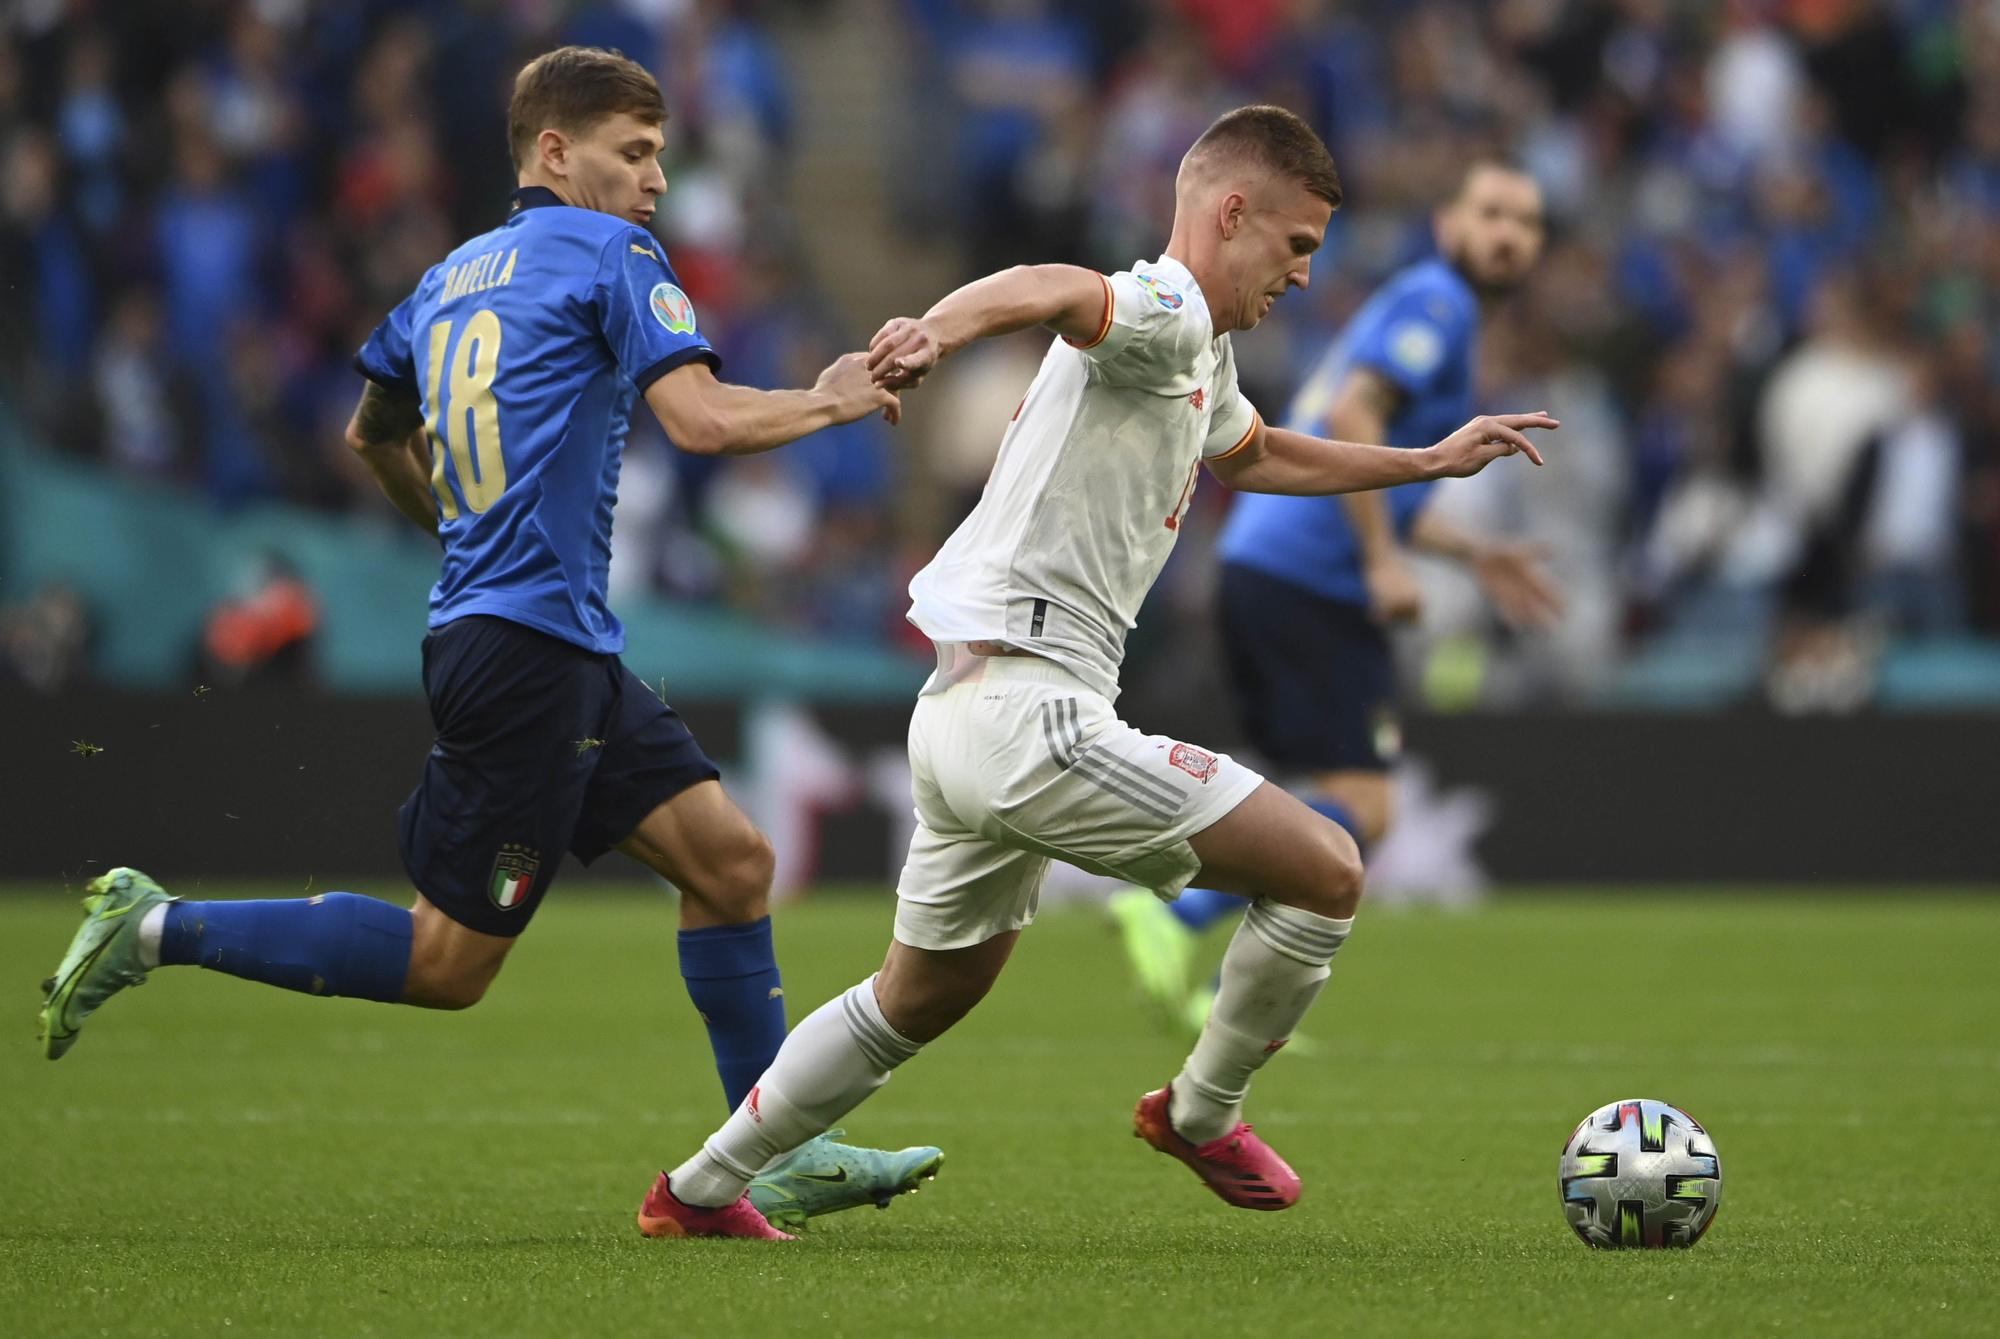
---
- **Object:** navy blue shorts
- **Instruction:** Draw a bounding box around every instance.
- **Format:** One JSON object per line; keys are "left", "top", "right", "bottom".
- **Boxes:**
{"left": 398, "top": 615, "right": 719, "bottom": 936}
{"left": 1217, "top": 563, "right": 1400, "bottom": 774}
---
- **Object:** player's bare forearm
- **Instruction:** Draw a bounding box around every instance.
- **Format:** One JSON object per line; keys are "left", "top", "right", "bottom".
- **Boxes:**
{"left": 1328, "top": 425, "right": 1408, "bottom": 555}
{"left": 644, "top": 356, "right": 897, "bottom": 457}
{"left": 868, "top": 265, "right": 1107, "bottom": 388}
{"left": 346, "top": 382, "right": 439, "bottom": 536}
{"left": 358, "top": 432, "right": 440, "bottom": 534}
{"left": 1213, "top": 413, "right": 1557, "bottom": 496}
{"left": 1409, "top": 508, "right": 1487, "bottom": 565}
{"left": 1326, "top": 374, "right": 1398, "bottom": 560}
{"left": 1338, "top": 483, "right": 1400, "bottom": 561}
{"left": 1211, "top": 424, "right": 1445, "bottom": 495}
{"left": 1414, "top": 507, "right": 1565, "bottom": 627}
{"left": 650, "top": 379, "right": 836, "bottom": 456}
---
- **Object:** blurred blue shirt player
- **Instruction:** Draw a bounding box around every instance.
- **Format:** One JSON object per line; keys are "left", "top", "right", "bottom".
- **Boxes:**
{"left": 1111, "top": 163, "right": 1567, "bottom": 1032}
{"left": 1218, "top": 253, "right": 1478, "bottom": 607}
{"left": 40, "top": 45, "right": 939, "bottom": 1234}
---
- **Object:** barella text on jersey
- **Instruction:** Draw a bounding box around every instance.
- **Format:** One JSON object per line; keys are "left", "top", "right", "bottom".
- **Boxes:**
{"left": 441, "top": 248, "right": 518, "bottom": 304}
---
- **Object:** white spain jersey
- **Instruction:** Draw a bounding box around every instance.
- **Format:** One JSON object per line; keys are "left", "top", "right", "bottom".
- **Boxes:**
{"left": 907, "top": 255, "right": 1260, "bottom": 701}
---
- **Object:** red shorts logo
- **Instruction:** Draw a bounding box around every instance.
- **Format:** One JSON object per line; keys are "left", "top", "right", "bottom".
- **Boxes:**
{"left": 1169, "top": 743, "right": 1219, "bottom": 783}
{"left": 1189, "top": 388, "right": 1206, "bottom": 410}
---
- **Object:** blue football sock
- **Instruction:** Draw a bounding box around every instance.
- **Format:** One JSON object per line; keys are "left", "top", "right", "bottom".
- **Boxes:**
{"left": 1168, "top": 885, "right": 1248, "bottom": 932}
{"left": 159, "top": 892, "right": 412, "bottom": 1002}
{"left": 679, "top": 917, "right": 788, "bottom": 1112}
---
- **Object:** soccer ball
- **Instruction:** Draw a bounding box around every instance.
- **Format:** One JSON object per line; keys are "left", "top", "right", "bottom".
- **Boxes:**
{"left": 1558, "top": 1098, "right": 1721, "bottom": 1248}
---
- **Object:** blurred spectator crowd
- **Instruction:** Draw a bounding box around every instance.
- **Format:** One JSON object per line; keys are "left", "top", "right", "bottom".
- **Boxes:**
{"left": 902, "top": 0, "right": 2000, "bottom": 710}
{"left": 4, "top": 0, "right": 2000, "bottom": 709}
{"left": 0, "top": 0, "right": 895, "bottom": 654}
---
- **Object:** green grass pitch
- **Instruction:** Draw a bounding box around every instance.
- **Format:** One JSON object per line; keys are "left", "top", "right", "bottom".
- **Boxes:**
{"left": 3, "top": 885, "right": 1996, "bottom": 1337}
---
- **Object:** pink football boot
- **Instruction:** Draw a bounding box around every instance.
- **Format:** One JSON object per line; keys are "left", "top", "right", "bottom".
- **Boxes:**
{"left": 1133, "top": 1085, "right": 1302, "bottom": 1211}
{"left": 636, "top": 1172, "right": 797, "bottom": 1240}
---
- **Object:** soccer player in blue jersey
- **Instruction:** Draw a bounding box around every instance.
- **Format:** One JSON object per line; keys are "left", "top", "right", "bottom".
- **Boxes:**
{"left": 1112, "top": 162, "right": 1565, "bottom": 1027}
{"left": 38, "top": 46, "right": 939, "bottom": 1234}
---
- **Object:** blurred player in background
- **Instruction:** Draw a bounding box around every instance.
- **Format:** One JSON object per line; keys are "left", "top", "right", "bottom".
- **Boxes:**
{"left": 637, "top": 106, "right": 1559, "bottom": 1239}
{"left": 37, "top": 45, "right": 939, "bottom": 1234}
{"left": 1112, "top": 162, "right": 1565, "bottom": 1032}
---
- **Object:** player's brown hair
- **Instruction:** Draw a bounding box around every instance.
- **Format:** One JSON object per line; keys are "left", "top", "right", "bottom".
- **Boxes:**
{"left": 1447, "top": 158, "right": 1539, "bottom": 204}
{"left": 508, "top": 46, "right": 667, "bottom": 171}
{"left": 1187, "top": 105, "right": 1343, "bottom": 209}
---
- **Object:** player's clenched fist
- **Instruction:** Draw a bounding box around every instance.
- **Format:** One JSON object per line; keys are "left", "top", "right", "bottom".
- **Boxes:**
{"left": 817, "top": 350, "right": 902, "bottom": 425}
{"left": 1429, "top": 412, "right": 1558, "bottom": 477}
{"left": 868, "top": 317, "right": 943, "bottom": 391}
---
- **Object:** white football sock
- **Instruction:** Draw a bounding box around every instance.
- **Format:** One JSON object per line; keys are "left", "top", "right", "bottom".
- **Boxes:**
{"left": 136, "top": 904, "right": 168, "bottom": 970}
{"left": 1170, "top": 900, "right": 1352, "bottom": 1144}
{"left": 669, "top": 973, "right": 922, "bottom": 1208}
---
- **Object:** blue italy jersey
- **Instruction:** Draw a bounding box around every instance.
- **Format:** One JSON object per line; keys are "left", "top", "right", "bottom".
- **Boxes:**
{"left": 354, "top": 187, "right": 717, "bottom": 653}
{"left": 1216, "top": 257, "right": 1478, "bottom": 606}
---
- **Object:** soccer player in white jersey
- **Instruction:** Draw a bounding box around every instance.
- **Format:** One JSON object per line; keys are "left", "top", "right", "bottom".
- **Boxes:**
{"left": 635, "top": 105, "right": 1558, "bottom": 1238}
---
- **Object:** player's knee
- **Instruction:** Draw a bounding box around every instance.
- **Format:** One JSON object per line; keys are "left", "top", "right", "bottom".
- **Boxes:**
{"left": 403, "top": 959, "right": 491, "bottom": 1010}
{"left": 429, "top": 977, "right": 490, "bottom": 1011}
{"left": 722, "top": 828, "right": 776, "bottom": 909}
{"left": 692, "top": 825, "right": 776, "bottom": 921}
{"left": 1298, "top": 822, "right": 1364, "bottom": 920}
{"left": 744, "top": 828, "right": 777, "bottom": 891}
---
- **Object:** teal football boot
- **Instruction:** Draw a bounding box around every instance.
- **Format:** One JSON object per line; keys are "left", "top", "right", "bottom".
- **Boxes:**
{"left": 747, "top": 1130, "right": 943, "bottom": 1233}
{"left": 39, "top": 867, "right": 176, "bottom": 1060}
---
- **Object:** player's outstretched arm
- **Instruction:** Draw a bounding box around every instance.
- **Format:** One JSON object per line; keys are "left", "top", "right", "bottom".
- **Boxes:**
{"left": 867, "top": 265, "right": 1109, "bottom": 390}
{"left": 1327, "top": 368, "right": 1422, "bottom": 624}
{"left": 643, "top": 354, "right": 900, "bottom": 457}
{"left": 1410, "top": 509, "right": 1567, "bottom": 630}
{"left": 1208, "top": 412, "right": 1558, "bottom": 496}
{"left": 346, "top": 381, "right": 440, "bottom": 536}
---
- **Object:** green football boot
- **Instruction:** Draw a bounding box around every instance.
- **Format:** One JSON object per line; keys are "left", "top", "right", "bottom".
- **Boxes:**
{"left": 747, "top": 1129, "right": 944, "bottom": 1233}
{"left": 1178, "top": 983, "right": 1323, "bottom": 1058}
{"left": 1108, "top": 887, "right": 1195, "bottom": 1022}
{"left": 1178, "top": 983, "right": 1215, "bottom": 1038}
{"left": 39, "top": 867, "right": 176, "bottom": 1060}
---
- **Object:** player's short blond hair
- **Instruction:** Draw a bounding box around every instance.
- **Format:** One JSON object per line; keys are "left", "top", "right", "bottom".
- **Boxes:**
{"left": 1186, "top": 105, "right": 1343, "bottom": 209}
{"left": 508, "top": 46, "right": 667, "bottom": 171}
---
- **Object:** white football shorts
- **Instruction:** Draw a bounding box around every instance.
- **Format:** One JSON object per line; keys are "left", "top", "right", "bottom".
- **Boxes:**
{"left": 893, "top": 648, "right": 1265, "bottom": 951}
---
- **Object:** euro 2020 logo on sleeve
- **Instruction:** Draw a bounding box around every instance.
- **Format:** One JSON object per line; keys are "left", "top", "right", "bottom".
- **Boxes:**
{"left": 650, "top": 282, "right": 698, "bottom": 335}
{"left": 1135, "top": 273, "right": 1184, "bottom": 311}
{"left": 1387, "top": 319, "right": 1444, "bottom": 379}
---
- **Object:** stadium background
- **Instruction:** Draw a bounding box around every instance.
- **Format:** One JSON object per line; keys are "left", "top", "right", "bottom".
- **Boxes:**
{"left": 4, "top": 6, "right": 1999, "bottom": 1336}
{"left": 4, "top": 0, "right": 1997, "bottom": 885}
